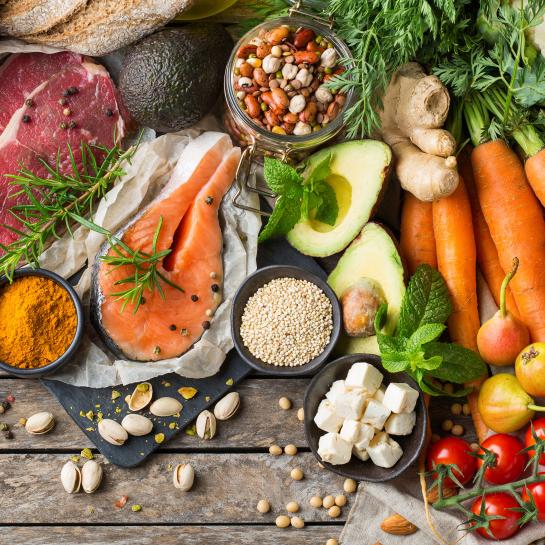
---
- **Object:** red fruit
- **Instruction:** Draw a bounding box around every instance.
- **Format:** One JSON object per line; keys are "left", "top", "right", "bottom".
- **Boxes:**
{"left": 471, "top": 493, "right": 521, "bottom": 540}
{"left": 525, "top": 418, "right": 545, "bottom": 465}
{"left": 522, "top": 473, "right": 545, "bottom": 521}
{"left": 477, "top": 434, "right": 527, "bottom": 484}
{"left": 427, "top": 437, "right": 477, "bottom": 487}
{"left": 477, "top": 258, "right": 530, "bottom": 366}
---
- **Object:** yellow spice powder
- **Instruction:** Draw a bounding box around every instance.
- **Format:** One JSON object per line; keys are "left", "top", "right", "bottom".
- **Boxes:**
{"left": 0, "top": 276, "right": 77, "bottom": 368}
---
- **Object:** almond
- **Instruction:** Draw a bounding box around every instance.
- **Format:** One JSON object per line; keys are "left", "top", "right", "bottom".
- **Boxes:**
{"left": 427, "top": 485, "right": 457, "bottom": 503}
{"left": 380, "top": 514, "right": 418, "bottom": 536}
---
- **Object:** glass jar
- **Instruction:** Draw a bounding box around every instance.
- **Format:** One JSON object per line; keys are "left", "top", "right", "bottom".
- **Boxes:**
{"left": 223, "top": 9, "right": 355, "bottom": 214}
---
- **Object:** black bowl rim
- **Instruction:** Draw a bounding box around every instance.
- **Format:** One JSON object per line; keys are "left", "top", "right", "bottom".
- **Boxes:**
{"left": 231, "top": 264, "right": 341, "bottom": 377}
{"left": 303, "top": 353, "right": 428, "bottom": 482}
{"left": 0, "top": 268, "right": 85, "bottom": 378}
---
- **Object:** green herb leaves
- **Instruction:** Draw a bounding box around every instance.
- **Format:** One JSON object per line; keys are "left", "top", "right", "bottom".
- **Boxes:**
{"left": 258, "top": 155, "right": 338, "bottom": 242}
{"left": 376, "top": 264, "right": 486, "bottom": 396}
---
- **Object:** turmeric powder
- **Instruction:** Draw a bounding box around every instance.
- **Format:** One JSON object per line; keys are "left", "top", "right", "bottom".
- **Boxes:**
{"left": 0, "top": 275, "right": 77, "bottom": 368}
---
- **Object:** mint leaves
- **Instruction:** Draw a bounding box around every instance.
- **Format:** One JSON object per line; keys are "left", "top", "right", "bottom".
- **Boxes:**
{"left": 375, "top": 264, "right": 486, "bottom": 396}
{"left": 258, "top": 155, "right": 338, "bottom": 242}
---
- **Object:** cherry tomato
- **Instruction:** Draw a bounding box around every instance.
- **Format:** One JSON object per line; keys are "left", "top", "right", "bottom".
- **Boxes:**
{"left": 525, "top": 418, "right": 545, "bottom": 465}
{"left": 427, "top": 437, "right": 477, "bottom": 487}
{"left": 522, "top": 472, "right": 545, "bottom": 522}
{"left": 477, "top": 434, "right": 527, "bottom": 485}
{"left": 471, "top": 493, "right": 521, "bottom": 540}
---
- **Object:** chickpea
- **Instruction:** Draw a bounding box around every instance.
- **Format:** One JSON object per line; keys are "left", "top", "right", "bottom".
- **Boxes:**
{"left": 462, "top": 403, "right": 471, "bottom": 416}
{"left": 278, "top": 397, "right": 292, "bottom": 410}
{"left": 452, "top": 424, "right": 465, "bottom": 436}
{"left": 451, "top": 403, "right": 462, "bottom": 416}
{"left": 291, "top": 516, "right": 305, "bottom": 529}
{"left": 286, "top": 501, "right": 300, "bottom": 513}
{"left": 269, "top": 444, "right": 282, "bottom": 456}
{"left": 297, "top": 408, "right": 305, "bottom": 422}
{"left": 343, "top": 478, "right": 357, "bottom": 494}
{"left": 257, "top": 499, "right": 270, "bottom": 513}
{"left": 326, "top": 540, "right": 339, "bottom": 545}
{"left": 335, "top": 495, "right": 347, "bottom": 507}
{"left": 323, "top": 495, "right": 335, "bottom": 509}
{"left": 441, "top": 419, "right": 454, "bottom": 432}
{"left": 284, "top": 444, "right": 297, "bottom": 456}
{"left": 328, "top": 505, "right": 341, "bottom": 518}
{"left": 275, "top": 515, "right": 290, "bottom": 528}
{"left": 291, "top": 467, "right": 304, "bottom": 481}
{"left": 310, "top": 496, "right": 323, "bottom": 508}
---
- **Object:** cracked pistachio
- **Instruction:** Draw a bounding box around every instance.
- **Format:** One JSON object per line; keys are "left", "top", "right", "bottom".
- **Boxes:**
{"left": 128, "top": 382, "right": 153, "bottom": 411}
{"left": 98, "top": 419, "right": 128, "bottom": 446}
{"left": 61, "top": 460, "right": 81, "bottom": 494}
{"left": 25, "top": 411, "right": 55, "bottom": 435}
{"left": 196, "top": 410, "right": 216, "bottom": 440}
{"left": 81, "top": 460, "right": 103, "bottom": 494}
{"left": 173, "top": 463, "right": 194, "bottom": 491}
{"left": 121, "top": 414, "right": 153, "bottom": 437}
{"left": 150, "top": 397, "right": 182, "bottom": 417}
{"left": 213, "top": 392, "right": 240, "bottom": 421}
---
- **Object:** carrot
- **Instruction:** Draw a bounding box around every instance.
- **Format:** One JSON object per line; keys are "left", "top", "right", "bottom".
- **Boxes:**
{"left": 524, "top": 149, "right": 545, "bottom": 208}
{"left": 399, "top": 192, "right": 437, "bottom": 275}
{"left": 472, "top": 140, "right": 545, "bottom": 342}
{"left": 458, "top": 146, "right": 520, "bottom": 319}
{"left": 432, "top": 177, "right": 488, "bottom": 443}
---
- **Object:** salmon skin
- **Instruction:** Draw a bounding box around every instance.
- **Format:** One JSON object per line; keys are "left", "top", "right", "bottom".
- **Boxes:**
{"left": 91, "top": 132, "right": 241, "bottom": 361}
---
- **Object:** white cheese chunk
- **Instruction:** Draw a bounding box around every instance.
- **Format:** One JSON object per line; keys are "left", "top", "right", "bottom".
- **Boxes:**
{"left": 354, "top": 423, "right": 375, "bottom": 450}
{"left": 373, "top": 385, "right": 386, "bottom": 403}
{"left": 339, "top": 419, "right": 361, "bottom": 443}
{"left": 361, "top": 399, "right": 391, "bottom": 430}
{"left": 314, "top": 399, "right": 344, "bottom": 433}
{"left": 318, "top": 432, "right": 352, "bottom": 465}
{"left": 334, "top": 389, "right": 367, "bottom": 420}
{"left": 345, "top": 362, "right": 383, "bottom": 394}
{"left": 367, "top": 432, "right": 403, "bottom": 468}
{"left": 325, "top": 380, "right": 348, "bottom": 407}
{"left": 353, "top": 446, "right": 369, "bottom": 461}
{"left": 383, "top": 383, "right": 420, "bottom": 414}
{"left": 385, "top": 411, "right": 416, "bottom": 436}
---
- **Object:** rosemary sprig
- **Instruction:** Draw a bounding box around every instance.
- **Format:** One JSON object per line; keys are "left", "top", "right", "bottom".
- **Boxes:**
{"left": 0, "top": 137, "right": 183, "bottom": 313}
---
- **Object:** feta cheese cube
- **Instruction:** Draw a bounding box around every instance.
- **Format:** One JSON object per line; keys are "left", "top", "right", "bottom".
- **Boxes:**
{"left": 354, "top": 423, "right": 375, "bottom": 450}
{"left": 367, "top": 432, "right": 403, "bottom": 468}
{"left": 314, "top": 399, "right": 344, "bottom": 433}
{"left": 373, "top": 385, "right": 386, "bottom": 403}
{"left": 353, "top": 446, "right": 369, "bottom": 461}
{"left": 339, "top": 419, "right": 361, "bottom": 443}
{"left": 345, "top": 362, "right": 383, "bottom": 394}
{"left": 361, "top": 399, "right": 391, "bottom": 429}
{"left": 383, "top": 382, "right": 419, "bottom": 414}
{"left": 325, "top": 380, "right": 348, "bottom": 406}
{"left": 334, "top": 389, "right": 367, "bottom": 420}
{"left": 385, "top": 411, "right": 416, "bottom": 436}
{"left": 318, "top": 432, "right": 352, "bottom": 465}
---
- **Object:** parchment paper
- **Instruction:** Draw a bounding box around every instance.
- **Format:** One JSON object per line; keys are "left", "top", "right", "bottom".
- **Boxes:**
{"left": 0, "top": 40, "right": 261, "bottom": 387}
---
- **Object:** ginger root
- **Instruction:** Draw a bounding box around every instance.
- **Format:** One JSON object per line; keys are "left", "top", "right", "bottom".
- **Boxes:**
{"left": 378, "top": 62, "right": 459, "bottom": 202}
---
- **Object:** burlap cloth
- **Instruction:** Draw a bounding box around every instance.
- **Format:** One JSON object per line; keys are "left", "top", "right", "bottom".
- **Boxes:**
{"left": 340, "top": 466, "right": 545, "bottom": 544}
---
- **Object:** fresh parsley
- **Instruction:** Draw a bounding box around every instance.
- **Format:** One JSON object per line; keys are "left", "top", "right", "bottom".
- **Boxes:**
{"left": 375, "top": 264, "right": 487, "bottom": 396}
{"left": 258, "top": 155, "right": 338, "bottom": 242}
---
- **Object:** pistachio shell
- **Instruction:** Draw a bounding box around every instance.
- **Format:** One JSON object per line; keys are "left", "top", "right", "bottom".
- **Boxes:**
{"left": 121, "top": 414, "right": 153, "bottom": 437}
{"left": 25, "top": 411, "right": 55, "bottom": 435}
{"left": 98, "top": 419, "right": 128, "bottom": 446}
{"left": 81, "top": 460, "right": 103, "bottom": 494}
{"left": 173, "top": 463, "right": 194, "bottom": 491}
{"left": 61, "top": 460, "right": 81, "bottom": 494}
{"left": 128, "top": 382, "right": 153, "bottom": 411}
{"left": 196, "top": 410, "right": 216, "bottom": 440}
{"left": 150, "top": 397, "right": 183, "bottom": 417}
{"left": 213, "top": 392, "right": 240, "bottom": 421}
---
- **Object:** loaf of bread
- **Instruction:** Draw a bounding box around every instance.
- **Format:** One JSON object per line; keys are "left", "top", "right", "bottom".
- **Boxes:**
{"left": 0, "top": 0, "right": 196, "bottom": 56}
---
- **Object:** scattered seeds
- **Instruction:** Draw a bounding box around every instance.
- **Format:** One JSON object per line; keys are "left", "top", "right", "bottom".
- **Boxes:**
{"left": 178, "top": 387, "right": 198, "bottom": 400}
{"left": 328, "top": 505, "right": 341, "bottom": 518}
{"left": 326, "top": 539, "right": 339, "bottom": 545}
{"left": 131, "top": 504, "right": 142, "bottom": 512}
{"left": 291, "top": 516, "right": 305, "bottom": 529}
{"left": 450, "top": 403, "right": 462, "bottom": 416}
{"left": 155, "top": 433, "right": 165, "bottom": 444}
{"left": 297, "top": 408, "right": 304, "bottom": 421}
{"left": 115, "top": 495, "right": 128, "bottom": 509}
{"left": 269, "top": 444, "right": 282, "bottom": 456}
{"left": 310, "top": 496, "right": 323, "bottom": 508}
{"left": 335, "top": 495, "right": 347, "bottom": 507}
{"left": 279, "top": 397, "right": 292, "bottom": 410}
{"left": 275, "top": 515, "right": 290, "bottom": 528}
{"left": 185, "top": 425, "right": 196, "bottom": 436}
{"left": 452, "top": 424, "right": 465, "bottom": 436}
{"left": 344, "top": 479, "right": 357, "bottom": 494}
{"left": 441, "top": 419, "right": 454, "bottom": 432}
{"left": 111, "top": 390, "right": 121, "bottom": 401}
{"left": 225, "top": 378, "right": 234, "bottom": 386}
{"left": 257, "top": 499, "right": 271, "bottom": 513}
{"left": 290, "top": 467, "right": 304, "bottom": 481}
{"left": 323, "top": 495, "right": 335, "bottom": 509}
{"left": 286, "top": 501, "right": 300, "bottom": 513}
{"left": 284, "top": 444, "right": 297, "bottom": 456}
{"left": 81, "top": 448, "right": 94, "bottom": 460}
{"left": 19, "top": 418, "right": 27, "bottom": 426}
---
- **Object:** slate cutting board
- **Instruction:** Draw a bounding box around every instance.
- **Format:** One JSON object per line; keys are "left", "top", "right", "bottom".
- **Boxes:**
{"left": 42, "top": 237, "right": 326, "bottom": 467}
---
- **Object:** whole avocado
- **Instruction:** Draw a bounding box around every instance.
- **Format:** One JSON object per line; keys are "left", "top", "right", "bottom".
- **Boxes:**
{"left": 119, "top": 25, "right": 233, "bottom": 132}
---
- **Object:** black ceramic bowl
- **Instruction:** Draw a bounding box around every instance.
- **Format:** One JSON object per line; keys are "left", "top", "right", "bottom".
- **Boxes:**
{"left": 231, "top": 265, "right": 341, "bottom": 376}
{"left": 0, "top": 268, "right": 85, "bottom": 378}
{"left": 304, "top": 353, "right": 428, "bottom": 482}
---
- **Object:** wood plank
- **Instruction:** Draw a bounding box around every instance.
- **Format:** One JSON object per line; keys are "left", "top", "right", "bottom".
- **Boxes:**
{"left": 0, "top": 453, "right": 353, "bottom": 524}
{"left": 0, "top": 379, "right": 307, "bottom": 450}
{"left": 3, "top": 525, "right": 341, "bottom": 545}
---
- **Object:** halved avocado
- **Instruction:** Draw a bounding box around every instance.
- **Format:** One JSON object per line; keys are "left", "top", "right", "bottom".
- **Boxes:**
{"left": 286, "top": 140, "right": 391, "bottom": 257}
{"left": 327, "top": 223, "right": 405, "bottom": 355}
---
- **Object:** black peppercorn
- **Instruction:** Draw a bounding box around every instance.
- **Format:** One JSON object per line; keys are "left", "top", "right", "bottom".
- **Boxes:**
{"left": 22, "top": 115, "right": 30, "bottom": 123}
{"left": 1, "top": 401, "right": 10, "bottom": 411}
{"left": 69, "top": 121, "right": 77, "bottom": 129}
{"left": 169, "top": 324, "right": 177, "bottom": 331}
{"left": 202, "top": 321, "right": 211, "bottom": 330}
{"left": 205, "top": 196, "right": 214, "bottom": 205}
{"left": 105, "top": 108, "right": 114, "bottom": 117}
{"left": 4, "top": 430, "right": 13, "bottom": 440}
{"left": 211, "top": 284, "right": 219, "bottom": 292}
{"left": 141, "top": 297, "right": 146, "bottom": 305}
{"left": 191, "top": 294, "right": 199, "bottom": 302}
{"left": 25, "top": 98, "right": 34, "bottom": 107}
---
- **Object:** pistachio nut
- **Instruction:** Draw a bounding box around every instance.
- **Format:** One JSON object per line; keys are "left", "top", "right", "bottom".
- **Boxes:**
{"left": 173, "top": 463, "right": 194, "bottom": 491}
{"left": 213, "top": 392, "right": 240, "bottom": 421}
{"left": 128, "top": 382, "right": 153, "bottom": 411}
{"left": 25, "top": 411, "right": 55, "bottom": 435}
{"left": 150, "top": 397, "right": 183, "bottom": 417}
{"left": 61, "top": 460, "right": 81, "bottom": 494}
{"left": 98, "top": 419, "right": 128, "bottom": 446}
{"left": 81, "top": 460, "right": 103, "bottom": 494}
{"left": 196, "top": 410, "right": 216, "bottom": 440}
{"left": 121, "top": 414, "right": 153, "bottom": 437}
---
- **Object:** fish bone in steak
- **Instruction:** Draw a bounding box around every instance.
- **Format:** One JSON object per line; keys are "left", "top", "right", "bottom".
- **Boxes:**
{"left": 0, "top": 52, "right": 125, "bottom": 249}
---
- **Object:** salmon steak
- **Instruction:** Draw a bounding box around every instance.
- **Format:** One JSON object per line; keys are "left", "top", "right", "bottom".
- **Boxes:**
{"left": 91, "top": 132, "right": 241, "bottom": 361}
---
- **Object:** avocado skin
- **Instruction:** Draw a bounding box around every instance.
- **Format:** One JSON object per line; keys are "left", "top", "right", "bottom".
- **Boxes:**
{"left": 119, "top": 25, "right": 233, "bottom": 132}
